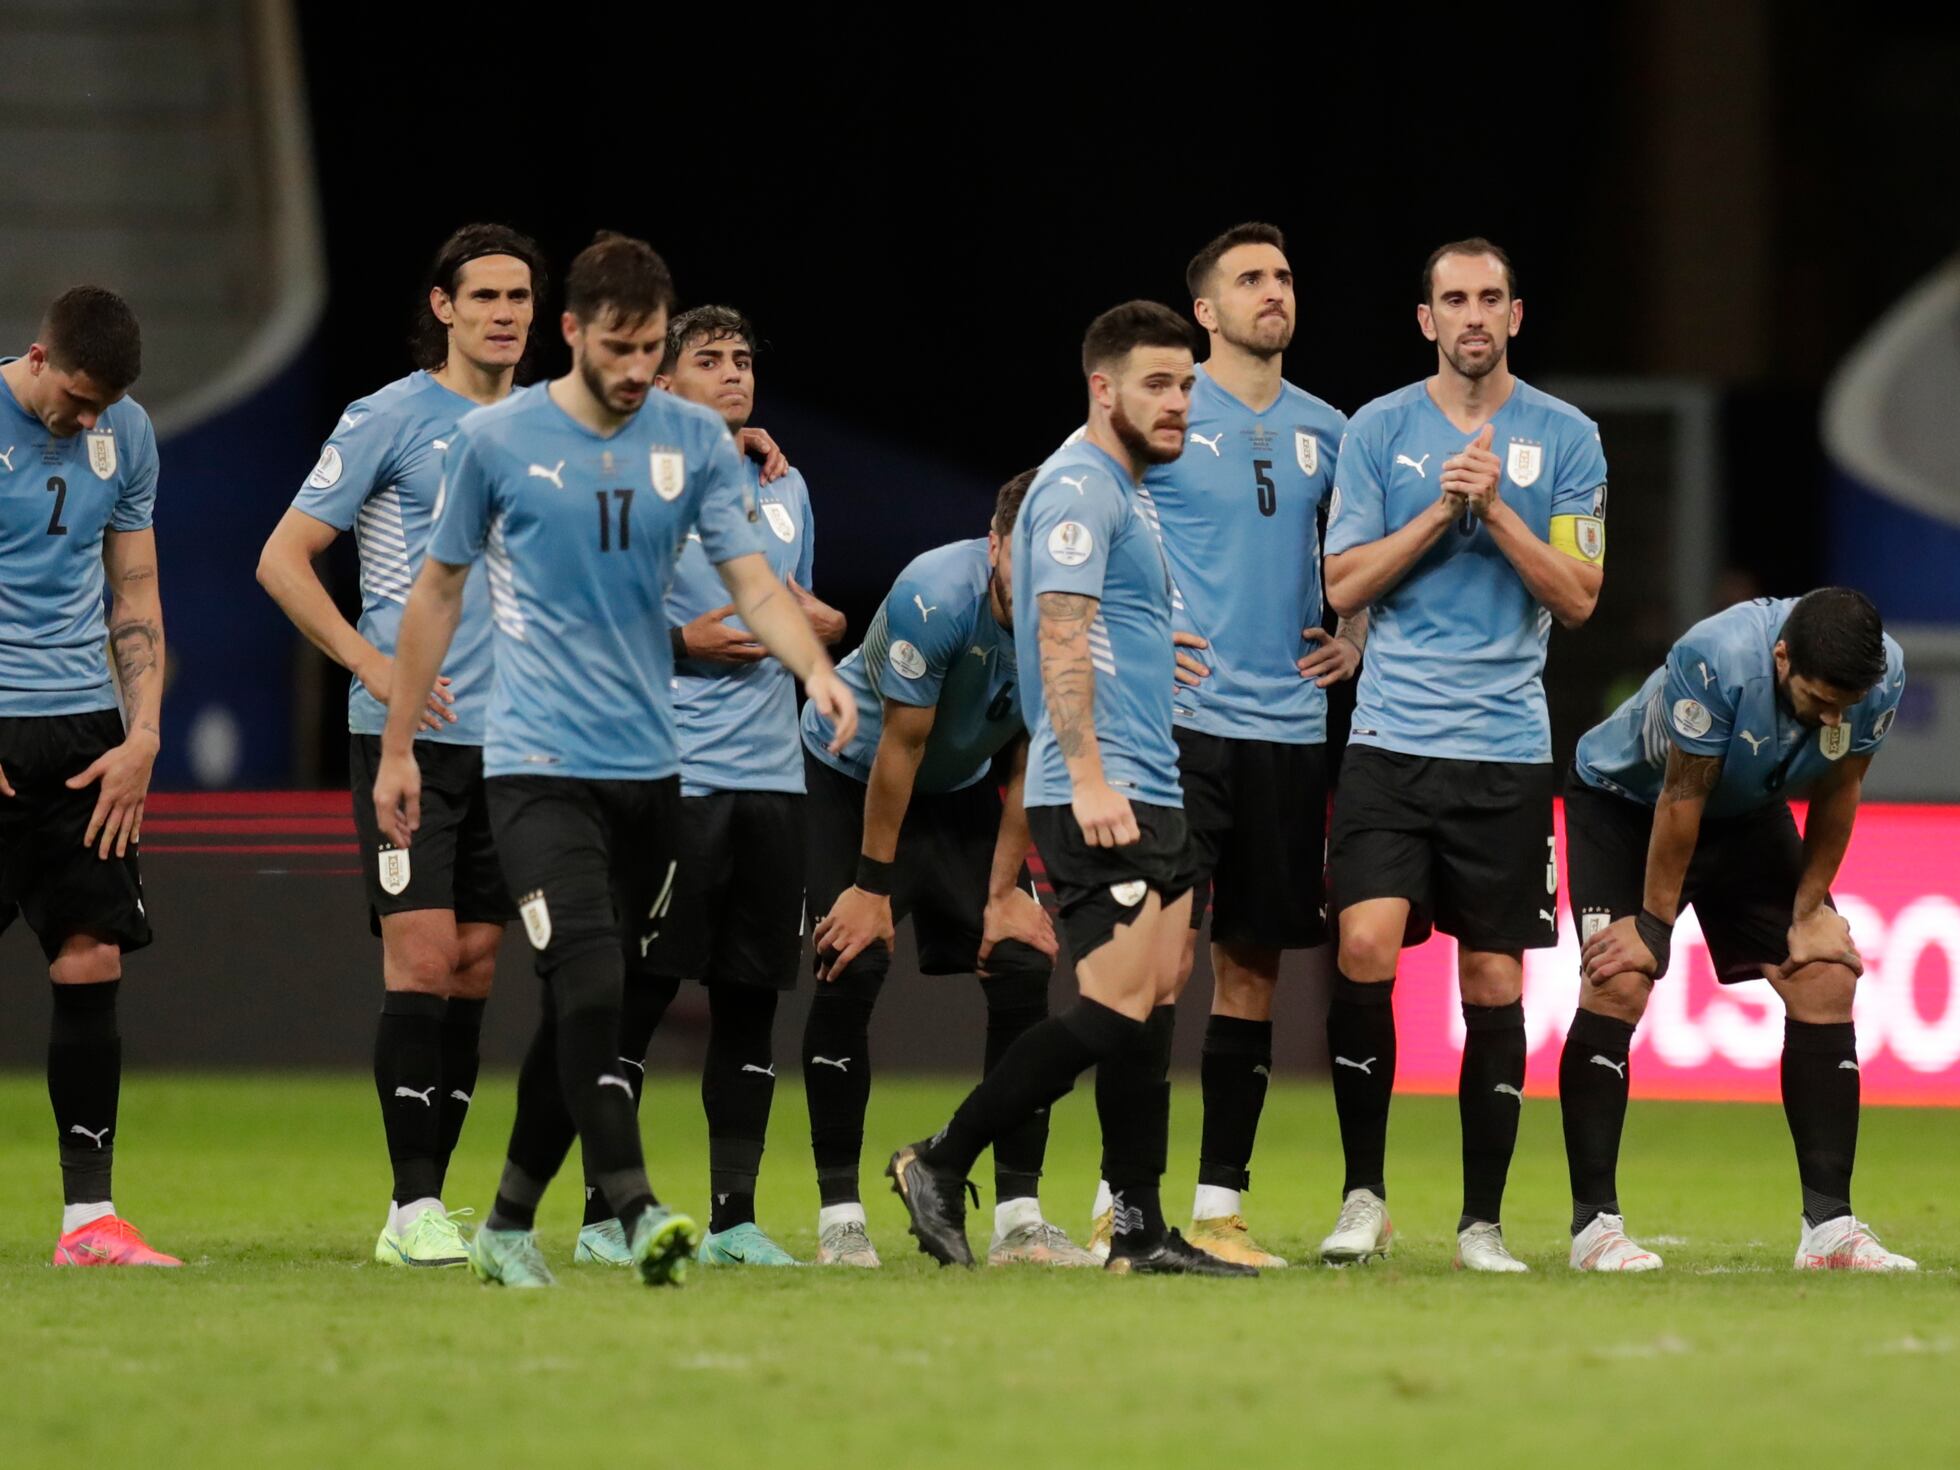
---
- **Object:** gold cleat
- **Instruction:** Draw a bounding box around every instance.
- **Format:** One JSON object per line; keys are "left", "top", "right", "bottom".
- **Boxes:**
{"left": 1188, "top": 1213, "right": 1289, "bottom": 1268}
{"left": 1086, "top": 1207, "right": 1113, "bottom": 1263}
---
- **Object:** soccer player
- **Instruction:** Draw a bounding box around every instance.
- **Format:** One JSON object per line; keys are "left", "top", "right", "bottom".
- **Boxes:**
{"left": 1564, "top": 588, "right": 1915, "bottom": 1271}
{"left": 570, "top": 305, "right": 846, "bottom": 1269}
{"left": 373, "top": 232, "right": 854, "bottom": 1289}
{"left": 799, "top": 469, "right": 1095, "bottom": 1269}
{"left": 1318, "top": 239, "right": 1607, "bottom": 1271}
{"left": 1083, "top": 222, "right": 1360, "bottom": 1269}
{"left": 885, "top": 302, "right": 1253, "bottom": 1277}
{"left": 259, "top": 223, "right": 543, "bottom": 1267}
{"left": 1, "top": 286, "right": 179, "bottom": 1266}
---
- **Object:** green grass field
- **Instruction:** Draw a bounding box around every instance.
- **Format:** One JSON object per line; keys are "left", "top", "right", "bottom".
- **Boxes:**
{"left": 0, "top": 1073, "right": 1954, "bottom": 1468}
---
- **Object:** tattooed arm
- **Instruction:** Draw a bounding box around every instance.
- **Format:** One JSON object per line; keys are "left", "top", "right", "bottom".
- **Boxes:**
{"left": 1038, "top": 590, "right": 1137, "bottom": 847}
{"left": 1583, "top": 743, "right": 1721, "bottom": 985}
{"left": 69, "top": 527, "right": 166, "bottom": 858}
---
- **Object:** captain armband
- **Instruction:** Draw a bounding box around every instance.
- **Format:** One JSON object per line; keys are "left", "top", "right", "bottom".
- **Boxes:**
{"left": 1549, "top": 514, "right": 1605, "bottom": 564}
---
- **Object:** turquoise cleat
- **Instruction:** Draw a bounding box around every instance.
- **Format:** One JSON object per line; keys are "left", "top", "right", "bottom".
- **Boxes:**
{"left": 699, "top": 1221, "right": 800, "bottom": 1267}
{"left": 574, "top": 1218, "right": 633, "bottom": 1266}
{"left": 626, "top": 1205, "right": 701, "bottom": 1287}
{"left": 469, "top": 1226, "right": 556, "bottom": 1288}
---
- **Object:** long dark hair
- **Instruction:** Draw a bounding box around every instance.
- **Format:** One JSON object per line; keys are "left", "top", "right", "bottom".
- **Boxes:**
{"left": 408, "top": 222, "right": 549, "bottom": 372}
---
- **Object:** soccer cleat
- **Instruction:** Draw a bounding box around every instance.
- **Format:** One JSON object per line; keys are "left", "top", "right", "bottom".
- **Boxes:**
{"left": 469, "top": 1226, "right": 556, "bottom": 1288}
{"left": 1794, "top": 1215, "right": 1917, "bottom": 1272}
{"left": 699, "top": 1221, "right": 800, "bottom": 1266}
{"left": 627, "top": 1204, "right": 702, "bottom": 1287}
{"left": 885, "top": 1144, "right": 976, "bottom": 1267}
{"left": 378, "top": 1207, "right": 469, "bottom": 1267}
{"left": 574, "top": 1218, "right": 633, "bottom": 1266}
{"left": 988, "top": 1219, "right": 1101, "bottom": 1267}
{"left": 1319, "top": 1188, "right": 1394, "bottom": 1266}
{"left": 1086, "top": 1206, "right": 1113, "bottom": 1264}
{"left": 1107, "top": 1228, "right": 1260, "bottom": 1277}
{"left": 1189, "top": 1213, "right": 1289, "bottom": 1269}
{"left": 1569, "top": 1213, "right": 1662, "bottom": 1272}
{"left": 815, "top": 1219, "right": 881, "bottom": 1268}
{"left": 1455, "top": 1221, "right": 1530, "bottom": 1273}
{"left": 51, "top": 1216, "right": 182, "bottom": 1268}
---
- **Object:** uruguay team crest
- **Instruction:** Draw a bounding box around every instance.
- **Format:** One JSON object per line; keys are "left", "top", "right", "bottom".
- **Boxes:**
{"left": 650, "top": 450, "right": 686, "bottom": 501}
{"left": 1819, "top": 724, "right": 1851, "bottom": 761}
{"left": 519, "top": 889, "right": 552, "bottom": 949}
{"left": 377, "top": 844, "right": 411, "bottom": 897}
{"left": 1575, "top": 516, "right": 1605, "bottom": 560}
{"left": 762, "top": 501, "right": 796, "bottom": 543}
{"left": 86, "top": 429, "right": 117, "bottom": 481}
{"left": 1506, "top": 439, "right": 1542, "bottom": 487}
{"left": 1294, "top": 430, "right": 1319, "bottom": 477}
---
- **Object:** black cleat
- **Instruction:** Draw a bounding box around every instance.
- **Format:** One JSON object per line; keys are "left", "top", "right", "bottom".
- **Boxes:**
{"left": 1106, "top": 1227, "right": 1260, "bottom": 1278}
{"left": 885, "top": 1144, "right": 978, "bottom": 1267}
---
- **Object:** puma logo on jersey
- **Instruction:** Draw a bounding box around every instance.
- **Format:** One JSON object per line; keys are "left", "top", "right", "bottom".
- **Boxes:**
{"left": 1739, "top": 730, "right": 1767, "bottom": 755}
{"left": 810, "top": 1056, "right": 851, "bottom": 1071}
{"left": 969, "top": 645, "right": 989, "bottom": 660}
{"left": 740, "top": 1063, "right": 776, "bottom": 1077}
{"left": 1698, "top": 660, "right": 1715, "bottom": 689}
{"left": 68, "top": 1124, "right": 111, "bottom": 1148}
{"left": 597, "top": 1074, "right": 635, "bottom": 1096}
{"left": 1059, "top": 474, "right": 1089, "bottom": 494}
{"left": 913, "top": 595, "right": 938, "bottom": 621}
{"left": 432, "top": 438, "right": 450, "bottom": 452}
{"left": 1395, "top": 452, "right": 1431, "bottom": 478}
{"left": 1493, "top": 1083, "right": 1524, "bottom": 1101}
{"left": 1540, "top": 909, "right": 1556, "bottom": 925}
{"left": 393, "top": 1086, "right": 436, "bottom": 1106}
{"left": 527, "top": 460, "right": 566, "bottom": 489}
{"left": 1590, "top": 1055, "right": 1628, "bottom": 1079}
{"left": 1188, "top": 431, "right": 1223, "bottom": 456}
{"left": 1334, "top": 1055, "right": 1377, "bottom": 1075}
{"left": 338, "top": 412, "right": 363, "bottom": 430}
{"left": 0, "top": 446, "right": 15, "bottom": 473}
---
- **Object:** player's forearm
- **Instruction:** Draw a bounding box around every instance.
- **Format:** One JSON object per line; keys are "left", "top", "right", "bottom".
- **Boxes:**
{"left": 257, "top": 540, "right": 384, "bottom": 677}
{"left": 727, "top": 563, "right": 831, "bottom": 682}
{"left": 1483, "top": 502, "right": 1602, "bottom": 628}
{"left": 1795, "top": 766, "right": 1863, "bottom": 917}
{"left": 1324, "top": 501, "right": 1456, "bottom": 617}
{"left": 860, "top": 734, "right": 927, "bottom": 864}
{"left": 381, "top": 561, "right": 466, "bottom": 755}
{"left": 1642, "top": 749, "right": 1721, "bottom": 922}
{"left": 107, "top": 580, "right": 165, "bottom": 742}
{"left": 1335, "top": 607, "right": 1370, "bottom": 653}
{"left": 989, "top": 746, "right": 1034, "bottom": 898}
{"left": 1036, "top": 592, "right": 1106, "bottom": 787}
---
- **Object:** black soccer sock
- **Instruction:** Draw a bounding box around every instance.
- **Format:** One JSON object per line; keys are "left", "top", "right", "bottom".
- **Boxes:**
{"left": 434, "top": 996, "right": 486, "bottom": 1195}
{"left": 704, "top": 982, "right": 779, "bottom": 1234}
{"left": 1458, "top": 999, "right": 1527, "bottom": 1229}
{"left": 803, "top": 976, "right": 881, "bottom": 1206}
{"left": 554, "top": 948, "right": 657, "bottom": 1228}
{"left": 1327, "top": 972, "right": 1397, "bottom": 1198}
{"left": 489, "top": 983, "right": 576, "bottom": 1232}
{"left": 981, "top": 968, "right": 1052, "bottom": 1202}
{"left": 1782, "top": 1018, "right": 1859, "bottom": 1227}
{"left": 1559, "top": 1008, "right": 1634, "bottom": 1234}
{"left": 1099, "top": 1003, "right": 1175, "bottom": 1252}
{"left": 1198, "top": 1014, "right": 1273, "bottom": 1194}
{"left": 920, "top": 998, "right": 1140, "bottom": 1181}
{"left": 49, "top": 981, "right": 121, "bottom": 1206}
{"left": 583, "top": 973, "right": 678, "bottom": 1226}
{"left": 373, "top": 989, "right": 445, "bottom": 1206}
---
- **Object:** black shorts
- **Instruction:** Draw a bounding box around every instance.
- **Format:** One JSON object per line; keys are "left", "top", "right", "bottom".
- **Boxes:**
{"left": 485, "top": 775, "right": 682, "bottom": 971}
{"left": 1027, "top": 801, "right": 1195, "bottom": 963}
{"left": 350, "top": 735, "right": 512, "bottom": 935}
{"left": 636, "top": 789, "right": 805, "bottom": 990}
{"left": 1177, "top": 727, "right": 1329, "bottom": 948}
{"left": 1328, "top": 745, "right": 1558, "bottom": 952}
{"left": 804, "top": 751, "right": 1048, "bottom": 988}
{"left": 1564, "top": 771, "right": 1815, "bottom": 984}
{"left": 0, "top": 711, "right": 152, "bottom": 963}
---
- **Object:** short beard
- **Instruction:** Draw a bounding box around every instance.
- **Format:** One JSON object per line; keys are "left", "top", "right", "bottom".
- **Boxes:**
{"left": 579, "top": 356, "right": 641, "bottom": 415}
{"left": 1219, "top": 311, "right": 1291, "bottom": 359}
{"left": 1111, "top": 398, "right": 1182, "bottom": 466}
{"left": 1444, "top": 336, "right": 1506, "bottom": 381}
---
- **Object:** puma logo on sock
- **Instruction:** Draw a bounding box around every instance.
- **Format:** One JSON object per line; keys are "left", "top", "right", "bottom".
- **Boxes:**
{"left": 811, "top": 1056, "right": 851, "bottom": 1071}
{"left": 1334, "top": 1056, "right": 1376, "bottom": 1075}
{"left": 68, "top": 1124, "right": 111, "bottom": 1148}
{"left": 1493, "top": 1083, "right": 1524, "bottom": 1101}
{"left": 1590, "top": 1055, "right": 1628, "bottom": 1079}
{"left": 393, "top": 1086, "right": 436, "bottom": 1106}
{"left": 741, "top": 1063, "right": 776, "bottom": 1077}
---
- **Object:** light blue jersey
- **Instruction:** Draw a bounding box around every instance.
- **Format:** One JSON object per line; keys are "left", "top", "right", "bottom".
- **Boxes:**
{"left": 0, "top": 361, "right": 158, "bottom": 716}
{"left": 670, "top": 460, "right": 813, "bottom": 796}
{"left": 1143, "top": 364, "right": 1347, "bottom": 743}
{"left": 290, "top": 371, "right": 495, "bottom": 744}
{"left": 428, "top": 382, "right": 763, "bottom": 781}
{"left": 1325, "top": 378, "right": 1608, "bottom": 763}
{"left": 1574, "top": 597, "right": 1905, "bottom": 820}
{"left": 805, "top": 538, "right": 1021, "bottom": 795}
{"left": 1016, "top": 440, "right": 1181, "bottom": 810}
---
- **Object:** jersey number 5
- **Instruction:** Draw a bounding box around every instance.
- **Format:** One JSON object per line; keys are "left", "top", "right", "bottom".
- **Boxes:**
{"left": 46, "top": 475, "right": 69, "bottom": 536}
{"left": 595, "top": 487, "right": 634, "bottom": 551}
{"left": 1253, "top": 460, "right": 1276, "bottom": 518}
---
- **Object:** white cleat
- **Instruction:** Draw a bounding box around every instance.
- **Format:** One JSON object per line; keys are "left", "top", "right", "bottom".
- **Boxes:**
{"left": 1794, "top": 1215, "right": 1917, "bottom": 1272}
{"left": 1318, "top": 1188, "right": 1394, "bottom": 1266}
{"left": 1455, "top": 1221, "right": 1530, "bottom": 1273}
{"left": 1570, "top": 1213, "right": 1662, "bottom": 1272}
{"left": 815, "top": 1218, "right": 882, "bottom": 1268}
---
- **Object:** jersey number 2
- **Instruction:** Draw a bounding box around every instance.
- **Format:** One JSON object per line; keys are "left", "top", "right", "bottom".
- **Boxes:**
{"left": 595, "top": 488, "right": 634, "bottom": 551}
{"left": 46, "top": 475, "right": 69, "bottom": 536}
{"left": 1253, "top": 460, "right": 1276, "bottom": 517}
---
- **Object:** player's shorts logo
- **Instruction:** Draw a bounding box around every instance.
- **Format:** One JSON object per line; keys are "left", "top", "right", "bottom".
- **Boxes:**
{"left": 1048, "top": 521, "right": 1093, "bottom": 567}
{"left": 306, "top": 444, "right": 343, "bottom": 489}
{"left": 86, "top": 428, "right": 118, "bottom": 481}
{"left": 1505, "top": 439, "right": 1543, "bottom": 487}
{"left": 1819, "top": 723, "right": 1852, "bottom": 761}
{"left": 762, "top": 501, "right": 796, "bottom": 542}
{"left": 1109, "top": 879, "right": 1147, "bottom": 907}
{"left": 650, "top": 450, "right": 686, "bottom": 502}
{"left": 888, "top": 639, "right": 927, "bottom": 680}
{"left": 377, "top": 844, "right": 411, "bottom": 896}
{"left": 519, "top": 890, "right": 553, "bottom": 950}
{"left": 1579, "top": 908, "right": 1611, "bottom": 942}
{"left": 1295, "top": 430, "right": 1319, "bottom": 477}
{"left": 1672, "top": 698, "right": 1712, "bottom": 738}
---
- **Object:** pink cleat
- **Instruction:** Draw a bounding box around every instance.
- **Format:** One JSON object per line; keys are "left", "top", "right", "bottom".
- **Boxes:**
{"left": 52, "top": 1216, "right": 183, "bottom": 1267}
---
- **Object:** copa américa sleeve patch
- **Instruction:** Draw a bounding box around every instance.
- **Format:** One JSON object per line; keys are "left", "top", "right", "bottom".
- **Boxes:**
{"left": 1672, "top": 698, "right": 1712, "bottom": 738}
{"left": 1048, "top": 522, "right": 1093, "bottom": 566}
{"left": 888, "top": 639, "right": 927, "bottom": 679}
{"left": 307, "top": 445, "right": 343, "bottom": 489}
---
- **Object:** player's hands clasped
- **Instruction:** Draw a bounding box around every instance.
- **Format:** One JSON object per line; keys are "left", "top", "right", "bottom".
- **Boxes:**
{"left": 1581, "top": 914, "right": 1661, "bottom": 985}
{"left": 1173, "top": 630, "right": 1211, "bottom": 688}
{"left": 372, "top": 747, "right": 423, "bottom": 851}
{"left": 1440, "top": 423, "right": 1501, "bottom": 518}
{"left": 1072, "top": 777, "right": 1139, "bottom": 849}
{"left": 1296, "top": 626, "right": 1360, "bottom": 687}
{"left": 1776, "top": 907, "right": 1863, "bottom": 979}
{"left": 804, "top": 667, "right": 858, "bottom": 752}
{"left": 680, "top": 604, "right": 767, "bottom": 664}
{"left": 788, "top": 578, "right": 847, "bottom": 645}
{"left": 358, "top": 655, "right": 456, "bottom": 735}
{"left": 67, "top": 726, "right": 159, "bottom": 859}
{"left": 814, "top": 885, "right": 895, "bottom": 981}
{"left": 978, "top": 886, "right": 1060, "bottom": 972}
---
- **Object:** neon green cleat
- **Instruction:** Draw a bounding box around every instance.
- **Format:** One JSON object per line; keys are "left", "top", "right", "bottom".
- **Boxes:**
{"left": 394, "top": 1208, "right": 471, "bottom": 1267}
{"left": 574, "top": 1219, "right": 633, "bottom": 1266}
{"left": 469, "top": 1226, "right": 556, "bottom": 1288}
{"left": 627, "top": 1205, "right": 701, "bottom": 1287}
{"left": 699, "top": 1221, "right": 800, "bottom": 1266}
